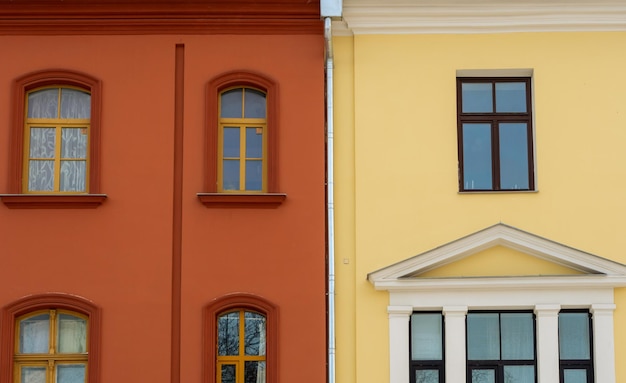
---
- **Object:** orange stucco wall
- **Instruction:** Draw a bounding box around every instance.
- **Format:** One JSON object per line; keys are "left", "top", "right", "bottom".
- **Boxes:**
{"left": 0, "top": 33, "right": 325, "bottom": 383}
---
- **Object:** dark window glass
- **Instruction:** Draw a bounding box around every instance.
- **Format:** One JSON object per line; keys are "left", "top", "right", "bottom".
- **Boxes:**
{"left": 457, "top": 78, "right": 533, "bottom": 191}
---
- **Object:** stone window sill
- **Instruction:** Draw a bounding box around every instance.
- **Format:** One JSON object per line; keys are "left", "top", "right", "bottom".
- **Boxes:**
{"left": 197, "top": 193, "right": 286, "bottom": 208}
{"left": 0, "top": 194, "right": 107, "bottom": 209}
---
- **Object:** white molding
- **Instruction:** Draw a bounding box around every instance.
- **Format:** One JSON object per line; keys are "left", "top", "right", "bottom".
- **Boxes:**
{"left": 368, "top": 223, "right": 626, "bottom": 288}
{"left": 375, "top": 224, "right": 622, "bottom": 383}
{"left": 333, "top": 2, "right": 626, "bottom": 35}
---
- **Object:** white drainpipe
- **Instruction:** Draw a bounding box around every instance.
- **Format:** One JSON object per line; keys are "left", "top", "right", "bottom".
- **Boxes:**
{"left": 324, "top": 16, "right": 336, "bottom": 383}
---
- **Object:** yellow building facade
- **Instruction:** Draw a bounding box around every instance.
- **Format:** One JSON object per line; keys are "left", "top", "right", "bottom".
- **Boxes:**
{"left": 331, "top": 2, "right": 626, "bottom": 383}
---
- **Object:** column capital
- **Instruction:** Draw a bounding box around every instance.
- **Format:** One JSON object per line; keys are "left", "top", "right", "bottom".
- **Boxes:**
{"left": 591, "top": 303, "right": 616, "bottom": 316}
{"left": 443, "top": 306, "right": 468, "bottom": 317}
{"left": 387, "top": 305, "right": 413, "bottom": 317}
{"left": 534, "top": 304, "right": 561, "bottom": 316}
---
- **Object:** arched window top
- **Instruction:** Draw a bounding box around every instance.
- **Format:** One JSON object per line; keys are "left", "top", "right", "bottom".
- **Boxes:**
{"left": 220, "top": 87, "right": 266, "bottom": 119}
{"left": 27, "top": 86, "right": 91, "bottom": 120}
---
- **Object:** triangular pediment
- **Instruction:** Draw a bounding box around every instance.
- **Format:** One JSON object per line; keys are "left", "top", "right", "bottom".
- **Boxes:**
{"left": 368, "top": 223, "right": 626, "bottom": 291}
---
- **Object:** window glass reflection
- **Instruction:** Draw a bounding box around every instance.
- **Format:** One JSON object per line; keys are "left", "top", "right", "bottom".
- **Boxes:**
{"left": 462, "top": 83, "right": 493, "bottom": 113}
{"left": 463, "top": 124, "right": 492, "bottom": 190}
{"left": 495, "top": 82, "right": 526, "bottom": 113}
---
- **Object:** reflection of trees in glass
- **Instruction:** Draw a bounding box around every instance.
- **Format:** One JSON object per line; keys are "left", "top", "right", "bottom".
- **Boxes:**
{"left": 472, "top": 370, "right": 495, "bottom": 383}
{"left": 217, "top": 310, "right": 267, "bottom": 383}
{"left": 244, "top": 312, "right": 265, "bottom": 356}
{"left": 218, "top": 313, "right": 240, "bottom": 356}
{"left": 416, "top": 369, "right": 439, "bottom": 383}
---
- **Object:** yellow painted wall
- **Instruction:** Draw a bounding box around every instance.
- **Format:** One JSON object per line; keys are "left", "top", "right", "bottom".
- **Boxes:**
{"left": 333, "top": 31, "right": 626, "bottom": 383}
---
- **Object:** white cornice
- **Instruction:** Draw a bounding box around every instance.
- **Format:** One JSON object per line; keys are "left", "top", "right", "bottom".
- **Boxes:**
{"left": 333, "top": 2, "right": 626, "bottom": 35}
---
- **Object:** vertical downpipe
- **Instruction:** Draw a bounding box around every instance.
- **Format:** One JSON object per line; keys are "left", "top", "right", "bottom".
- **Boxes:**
{"left": 324, "top": 17, "right": 336, "bottom": 383}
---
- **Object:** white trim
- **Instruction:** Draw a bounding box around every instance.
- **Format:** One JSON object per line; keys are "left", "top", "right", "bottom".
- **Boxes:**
{"left": 456, "top": 68, "right": 534, "bottom": 78}
{"left": 368, "top": 224, "right": 626, "bottom": 285}
{"left": 333, "top": 2, "right": 626, "bottom": 35}
{"left": 373, "top": 224, "right": 623, "bottom": 383}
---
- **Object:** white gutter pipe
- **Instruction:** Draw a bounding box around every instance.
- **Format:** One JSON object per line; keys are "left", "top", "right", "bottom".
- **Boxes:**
{"left": 324, "top": 16, "right": 336, "bottom": 383}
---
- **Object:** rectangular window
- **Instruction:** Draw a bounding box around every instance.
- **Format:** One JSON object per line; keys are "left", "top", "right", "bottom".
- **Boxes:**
{"left": 410, "top": 313, "right": 444, "bottom": 383}
{"left": 457, "top": 78, "right": 534, "bottom": 191}
{"left": 466, "top": 312, "right": 535, "bottom": 383}
{"left": 559, "top": 311, "right": 593, "bottom": 383}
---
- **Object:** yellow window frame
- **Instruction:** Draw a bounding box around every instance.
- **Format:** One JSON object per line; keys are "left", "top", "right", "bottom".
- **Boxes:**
{"left": 14, "top": 309, "right": 89, "bottom": 383}
{"left": 22, "top": 86, "right": 91, "bottom": 194}
{"left": 216, "top": 310, "right": 266, "bottom": 383}
{"left": 217, "top": 87, "right": 267, "bottom": 193}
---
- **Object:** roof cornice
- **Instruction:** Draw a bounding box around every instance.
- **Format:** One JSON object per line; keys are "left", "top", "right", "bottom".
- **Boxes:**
{"left": 333, "top": 2, "right": 626, "bottom": 35}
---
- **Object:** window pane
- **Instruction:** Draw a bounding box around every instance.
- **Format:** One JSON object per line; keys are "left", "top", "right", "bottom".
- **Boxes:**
{"left": 462, "top": 83, "right": 493, "bottom": 113}
{"left": 221, "top": 89, "right": 243, "bottom": 118}
{"left": 220, "top": 364, "right": 236, "bottom": 383}
{"left": 245, "top": 361, "right": 266, "bottom": 383}
{"left": 61, "top": 128, "right": 87, "bottom": 159}
{"left": 501, "top": 313, "right": 534, "bottom": 360}
{"left": 499, "top": 123, "right": 529, "bottom": 190}
{"left": 28, "top": 160, "right": 55, "bottom": 191}
{"left": 21, "top": 366, "right": 46, "bottom": 383}
{"left": 468, "top": 313, "right": 500, "bottom": 360}
{"left": 244, "top": 89, "right": 266, "bottom": 118}
{"left": 57, "top": 314, "right": 87, "bottom": 353}
{"left": 246, "top": 127, "right": 263, "bottom": 158}
{"left": 19, "top": 314, "right": 50, "bottom": 353}
{"left": 563, "top": 369, "right": 587, "bottom": 383}
{"left": 222, "top": 160, "right": 240, "bottom": 191}
{"left": 503, "top": 365, "right": 534, "bottom": 383}
{"left": 28, "top": 88, "right": 59, "bottom": 118}
{"left": 60, "top": 161, "right": 87, "bottom": 192}
{"left": 30, "top": 128, "right": 56, "bottom": 158}
{"left": 416, "top": 370, "right": 439, "bottom": 383}
{"left": 496, "top": 82, "right": 526, "bottom": 113}
{"left": 60, "top": 89, "right": 90, "bottom": 119}
{"left": 244, "top": 312, "right": 266, "bottom": 356}
{"left": 223, "top": 127, "right": 240, "bottom": 158}
{"left": 218, "top": 312, "right": 240, "bottom": 356}
{"left": 56, "top": 364, "right": 86, "bottom": 383}
{"left": 245, "top": 160, "right": 262, "bottom": 191}
{"left": 463, "top": 124, "right": 492, "bottom": 190}
{"left": 472, "top": 369, "right": 495, "bottom": 383}
{"left": 559, "top": 313, "right": 590, "bottom": 360}
{"left": 411, "top": 313, "right": 442, "bottom": 361}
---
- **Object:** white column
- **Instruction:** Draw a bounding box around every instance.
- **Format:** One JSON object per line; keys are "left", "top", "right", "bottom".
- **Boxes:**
{"left": 388, "top": 306, "right": 413, "bottom": 383}
{"left": 534, "top": 304, "right": 560, "bottom": 383}
{"left": 443, "top": 306, "right": 467, "bottom": 383}
{"left": 591, "top": 304, "right": 616, "bottom": 383}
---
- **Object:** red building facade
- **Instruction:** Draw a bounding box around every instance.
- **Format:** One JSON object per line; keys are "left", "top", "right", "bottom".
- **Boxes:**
{"left": 0, "top": 2, "right": 326, "bottom": 383}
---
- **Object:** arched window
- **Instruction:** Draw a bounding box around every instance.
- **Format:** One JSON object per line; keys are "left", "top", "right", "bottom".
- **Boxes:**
{"left": 218, "top": 87, "right": 267, "bottom": 192}
{"left": 204, "top": 294, "right": 277, "bottom": 383}
{"left": 198, "top": 71, "right": 285, "bottom": 207}
{"left": 1, "top": 70, "right": 105, "bottom": 208}
{"left": 216, "top": 309, "right": 266, "bottom": 383}
{"left": 0, "top": 294, "right": 101, "bottom": 383}
{"left": 24, "top": 86, "right": 91, "bottom": 193}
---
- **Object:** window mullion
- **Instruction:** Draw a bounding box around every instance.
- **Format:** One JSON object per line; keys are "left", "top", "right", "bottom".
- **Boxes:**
{"left": 239, "top": 125, "right": 246, "bottom": 192}
{"left": 491, "top": 122, "right": 500, "bottom": 190}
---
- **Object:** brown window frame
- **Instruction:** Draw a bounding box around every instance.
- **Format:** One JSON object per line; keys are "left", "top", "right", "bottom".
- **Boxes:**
{"left": 0, "top": 293, "right": 102, "bottom": 383}
{"left": 1, "top": 69, "right": 106, "bottom": 208}
{"left": 198, "top": 70, "right": 285, "bottom": 208}
{"left": 456, "top": 77, "right": 534, "bottom": 192}
{"left": 204, "top": 293, "right": 278, "bottom": 383}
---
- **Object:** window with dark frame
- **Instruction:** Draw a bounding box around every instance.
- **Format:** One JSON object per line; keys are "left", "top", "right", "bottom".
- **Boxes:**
{"left": 558, "top": 311, "right": 594, "bottom": 383}
{"left": 457, "top": 77, "right": 534, "bottom": 192}
{"left": 410, "top": 313, "right": 444, "bottom": 383}
{"left": 466, "top": 311, "right": 536, "bottom": 383}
